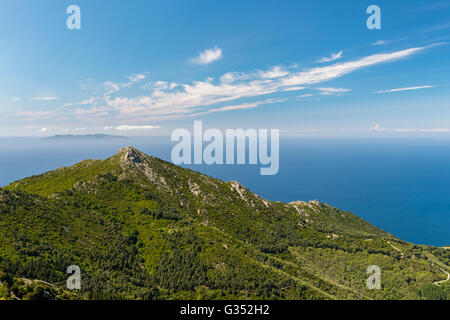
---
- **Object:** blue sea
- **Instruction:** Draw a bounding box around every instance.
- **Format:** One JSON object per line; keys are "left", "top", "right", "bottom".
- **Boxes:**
{"left": 0, "top": 137, "right": 449, "bottom": 247}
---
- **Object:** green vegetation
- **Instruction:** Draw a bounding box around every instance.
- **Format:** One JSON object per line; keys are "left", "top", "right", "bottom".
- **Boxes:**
{"left": 1, "top": 146, "right": 448, "bottom": 300}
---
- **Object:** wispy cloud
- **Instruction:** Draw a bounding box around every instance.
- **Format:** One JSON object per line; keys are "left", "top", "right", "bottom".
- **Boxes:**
{"left": 258, "top": 66, "right": 289, "bottom": 79}
{"left": 372, "top": 40, "right": 386, "bottom": 46}
{"left": 190, "top": 46, "right": 223, "bottom": 65}
{"left": 64, "top": 97, "right": 99, "bottom": 107}
{"left": 371, "top": 37, "right": 410, "bottom": 47}
{"left": 219, "top": 66, "right": 289, "bottom": 83}
{"left": 104, "top": 73, "right": 147, "bottom": 94}
{"left": 105, "top": 125, "right": 160, "bottom": 131}
{"left": 315, "top": 87, "right": 351, "bottom": 95}
{"left": 206, "top": 102, "right": 261, "bottom": 113}
{"left": 15, "top": 110, "right": 60, "bottom": 120}
{"left": 23, "top": 44, "right": 433, "bottom": 124}
{"left": 317, "top": 50, "right": 343, "bottom": 63}
{"left": 73, "top": 106, "right": 109, "bottom": 117}
{"left": 371, "top": 124, "right": 450, "bottom": 133}
{"left": 376, "top": 85, "right": 435, "bottom": 94}
{"left": 142, "top": 81, "right": 178, "bottom": 91}
{"left": 295, "top": 88, "right": 351, "bottom": 99}
{"left": 31, "top": 93, "right": 59, "bottom": 101}
{"left": 110, "top": 46, "right": 429, "bottom": 120}
{"left": 282, "top": 86, "right": 305, "bottom": 92}
{"left": 297, "top": 94, "right": 315, "bottom": 99}
{"left": 122, "top": 74, "right": 147, "bottom": 88}
{"left": 199, "top": 98, "right": 287, "bottom": 115}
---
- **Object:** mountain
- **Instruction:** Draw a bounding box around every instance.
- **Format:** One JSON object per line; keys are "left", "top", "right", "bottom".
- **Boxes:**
{"left": 43, "top": 134, "right": 129, "bottom": 141}
{"left": 0, "top": 147, "right": 448, "bottom": 300}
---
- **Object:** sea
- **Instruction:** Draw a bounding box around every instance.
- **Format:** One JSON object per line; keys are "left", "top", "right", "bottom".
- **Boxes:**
{"left": 0, "top": 136, "right": 449, "bottom": 247}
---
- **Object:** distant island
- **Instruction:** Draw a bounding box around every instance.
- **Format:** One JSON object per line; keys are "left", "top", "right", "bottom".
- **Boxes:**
{"left": 43, "top": 134, "right": 129, "bottom": 141}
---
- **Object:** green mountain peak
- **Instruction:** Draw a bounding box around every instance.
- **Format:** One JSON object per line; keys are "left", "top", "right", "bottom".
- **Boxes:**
{"left": 0, "top": 148, "right": 449, "bottom": 300}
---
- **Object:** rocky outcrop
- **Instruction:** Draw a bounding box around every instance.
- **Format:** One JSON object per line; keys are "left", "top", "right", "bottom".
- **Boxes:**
{"left": 120, "top": 146, "right": 142, "bottom": 164}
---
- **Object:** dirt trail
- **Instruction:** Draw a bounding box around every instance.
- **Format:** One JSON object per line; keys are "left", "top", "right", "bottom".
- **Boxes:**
{"left": 387, "top": 241, "right": 404, "bottom": 259}
{"left": 433, "top": 267, "right": 450, "bottom": 286}
{"left": 424, "top": 252, "right": 450, "bottom": 286}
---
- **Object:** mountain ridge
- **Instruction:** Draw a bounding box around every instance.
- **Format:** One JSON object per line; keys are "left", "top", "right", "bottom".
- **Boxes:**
{"left": 1, "top": 146, "right": 449, "bottom": 300}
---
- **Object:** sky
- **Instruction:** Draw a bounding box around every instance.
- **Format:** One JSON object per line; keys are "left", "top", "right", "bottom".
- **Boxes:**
{"left": 0, "top": 0, "right": 449, "bottom": 137}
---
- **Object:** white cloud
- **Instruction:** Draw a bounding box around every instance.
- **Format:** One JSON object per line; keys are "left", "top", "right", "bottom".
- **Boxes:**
{"left": 258, "top": 66, "right": 289, "bottom": 79}
{"left": 283, "top": 46, "right": 426, "bottom": 88}
{"left": 297, "top": 94, "right": 315, "bottom": 99}
{"left": 219, "top": 72, "right": 251, "bottom": 83}
{"left": 64, "top": 97, "right": 99, "bottom": 107}
{"left": 371, "top": 38, "right": 410, "bottom": 47}
{"left": 73, "top": 106, "right": 109, "bottom": 117}
{"left": 316, "top": 87, "right": 351, "bottom": 95}
{"left": 185, "top": 98, "right": 288, "bottom": 118}
{"left": 142, "top": 80, "right": 178, "bottom": 91}
{"left": 15, "top": 110, "right": 59, "bottom": 120}
{"left": 123, "top": 74, "right": 147, "bottom": 88}
{"left": 213, "top": 98, "right": 286, "bottom": 113}
{"left": 105, "top": 45, "right": 428, "bottom": 120}
{"left": 208, "top": 102, "right": 261, "bottom": 113}
{"left": 376, "top": 85, "right": 435, "bottom": 94}
{"left": 114, "top": 125, "right": 160, "bottom": 131}
{"left": 370, "top": 124, "right": 450, "bottom": 133}
{"left": 372, "top": 40, "right": 386, "bottom": 46}
{"left": 317, "top": 50, "right": 343, "bottom": 63}
{"left": 39, "top": 44, "right": 432, "bottom": 123}
{"left": 104, "top": 73, "right": 147, "bottom": 95}
{"left": 282, "top": 86, "right": 305, "bottom": 92}
{"left": 31, "top": 93, "right": 59, "bottom": 101}
{"left": 421, "top": 128, "right": 450, "bottom": 132}
{"left": 104, "top": 81, "right": 121, "bottom": 95}
{"left": 190, "top": 47, "right": 223, "bottom": 65}
{"left": 40, "top": 127, "right": 48, "bottom": 132}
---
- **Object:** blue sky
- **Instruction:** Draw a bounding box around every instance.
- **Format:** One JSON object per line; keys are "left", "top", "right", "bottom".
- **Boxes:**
{"left": 1, "top": 0, "right": 449, "bottom": 137}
